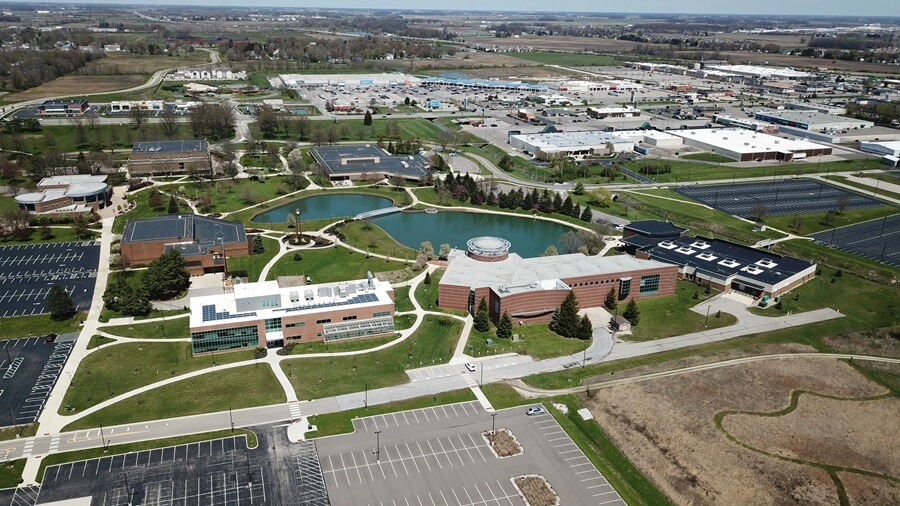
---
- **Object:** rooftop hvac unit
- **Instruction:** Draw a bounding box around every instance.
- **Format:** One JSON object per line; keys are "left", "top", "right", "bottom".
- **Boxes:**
{"left": 304, "top": 289, "right": 314, "bottom": 301}
{"left": 317, "top": 286, "right": 331, "bottom": 297}
{"left": 289, "top": 291, "right": 300, "bottom": 303}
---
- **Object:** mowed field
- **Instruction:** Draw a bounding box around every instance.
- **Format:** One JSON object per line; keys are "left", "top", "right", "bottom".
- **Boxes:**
{"left": 4, "top": 75, "right": 147, "bottom": 102}
{"left": 81, "top": 51, "right": 212, "bottom": 74}
{"left": 587, "top": 357, "right": 899, "bottom": 504}
{"left": 473, "top": 35, "right": 642, "bottom": 53}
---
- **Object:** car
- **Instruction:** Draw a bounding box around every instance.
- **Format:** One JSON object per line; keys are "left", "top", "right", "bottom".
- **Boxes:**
{"left": 526, "top": 406, "right": 546, "bottom": 416}
{"left": 465, "top": 363, "right": 476, "bottom": 372}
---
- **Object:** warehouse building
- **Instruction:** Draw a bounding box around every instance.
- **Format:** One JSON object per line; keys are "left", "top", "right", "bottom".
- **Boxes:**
{"left": 860, "top": 140, "right": 900, "bottom": 167}
{"left": 421, "top": 77, "right": 547, "bottom": 92}
{"left": 120, "top": 214, "right": 249, "bottom": 275}
{"left": 670, "top": 128, "right": 832, "bottom": 161}
{"left": 754, "top": 110, "right": 874, "bottom": 132}
{"left": 586, "top": 106, "right": 641, "bottom": 119}
{"left": 622, "top": 221, "right": 816, "bottom": 299}
{"left": 279, "top": 73, "right": 420, "bottom": 88}
{"left": 509, "top": 131, "right": 633, "bottom": 160}
{"left": 613, "top": 129, "right": 683, "bottom": 148}
{"left": 14, "top": 175, "right": 111, "bottom": 215}
{"left": 127, "top": 140, "right": 212, "bottom": 177}
{"left": 189, "top": 276, "right": 395, "bottom": 354}
{"left": 438, "top": 236, "right": 678, "bottom": 323}
{"left": 786, "top": 102, "right": 847, "bottom": 115}
{"left": 705, "top": 65, "right": 811, "bottom": 80}
{"left": 310, "top": 145, "right": 431, "bottom": 182}
{"left": 713, "top": 114, "right": 779, "bottom": 133}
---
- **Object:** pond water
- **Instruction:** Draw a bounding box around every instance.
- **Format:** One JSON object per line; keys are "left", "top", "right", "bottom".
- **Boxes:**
{"left": 252, "top": 194, "right": 391, "bottom": 223}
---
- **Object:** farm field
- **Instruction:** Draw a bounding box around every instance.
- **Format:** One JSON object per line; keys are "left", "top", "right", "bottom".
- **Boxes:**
{"left": 4, "top": 75, "right": 147, "bottom": 102}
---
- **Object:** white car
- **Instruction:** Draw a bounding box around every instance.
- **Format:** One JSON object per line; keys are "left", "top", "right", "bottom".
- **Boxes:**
{"left": 526, "top": 406, "right": 546, "bottom": 416}
{"left": 465, "top": 363, "right": 476, "bottom": 372}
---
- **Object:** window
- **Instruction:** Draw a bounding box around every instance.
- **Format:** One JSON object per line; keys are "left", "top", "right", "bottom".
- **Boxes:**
{"left": 261, "top": 298, "right": 280, "bottom": 308}
{"left": 316, "top": 318, "right": 332, "bottom": 324}
{"left": 342, "top": 315, "right": 357, "bottom": 321}
{"left": 373, "top": 311, "right": 391, "bottom": 318}
{"left": 285, "top": 322, "right": 305, "bottom": 328}
{"left": 619, "top": 278, "right": 632, "bottom": 298}
{"left": 191, "top": 325, "right": 258, "bottom": 354}
{"left": 264, "top": 318, "right": 282, "bottom": 332}
{"left": 639, "top": 274, "right": 660, "bottom": 295}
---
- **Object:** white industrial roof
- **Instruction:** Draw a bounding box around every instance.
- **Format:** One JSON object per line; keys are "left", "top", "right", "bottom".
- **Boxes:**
{"left": 38, "top": 174, "right": 107, "bottom": 187}
{"left": 511, "top": 131, "right": 632, "bottom": 151}
{"left": 707, "top": 64, "right": 810, "bottom": 79}
{"left": 671, "top": 128, "right": 827, "bottom": 154}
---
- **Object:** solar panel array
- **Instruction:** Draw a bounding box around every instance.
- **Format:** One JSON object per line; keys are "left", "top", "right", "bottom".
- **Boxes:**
{"left": 201, "top": 304, "right": 258, "bottom": 322}
{"left": 278, "top": 293, "right": 379, "bottom": 314}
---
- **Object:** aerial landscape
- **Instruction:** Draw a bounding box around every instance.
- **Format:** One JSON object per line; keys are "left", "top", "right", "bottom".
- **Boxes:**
{"left": 0, "top": 1, "right": 897, "bottom": 504}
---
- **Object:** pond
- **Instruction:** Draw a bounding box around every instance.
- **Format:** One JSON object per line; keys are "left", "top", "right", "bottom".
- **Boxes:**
{"left": 252, "top": 194, "right": 392, "bottom": 223}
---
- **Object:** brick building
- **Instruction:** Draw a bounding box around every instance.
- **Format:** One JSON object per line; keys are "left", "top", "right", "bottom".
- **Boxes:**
{"left": 120, "top": 214, "right": 250, "bottom": 275}
{"left": 438, "top": 236, "right": 678, "bottom": 323}
{"left": 127, "top": 140, "right": 212, "bottom": 177}
{"left": 14, "top": 175, "right": 111, "bottom": 216}
{"left": 189, "top": 276, "right": 395, "bottom": 354}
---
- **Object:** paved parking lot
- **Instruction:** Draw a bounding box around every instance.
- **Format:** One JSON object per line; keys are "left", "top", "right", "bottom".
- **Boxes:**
{"left": 676, "top": 180, "right": 891, "bottom": 218}
{"left": 0, "top": 242, "right": 100, "bottom": 317}
{"left": 0, "top": 337, "right": 73, "bottom": 427}
{"left": 316, "top": 402, "right": 624, "bottom": 506}
{"left": 810, "top": 213, "right": 900, "bottom": 268}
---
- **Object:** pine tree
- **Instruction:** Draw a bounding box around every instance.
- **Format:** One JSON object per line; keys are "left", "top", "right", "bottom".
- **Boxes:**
{"left": 167, "top": 195, "right": 179, "bottom": 214}
{"left": 548, "top": 308, "right": 560, "bottom": 333}
{"left": 623, "top": 299, "right": 641, "bottom": 326}
{"left": 571, "top": 203, "right": 582, "bottom": 219}
{"left": 424, "top": 271, "right": 432, "bottom": 285}
{"left": 604, "top": 288, "right": 618, "bottom": 311}
{"left": 363, "top": 110, "right": 373, "bottom": 126}
{"left": 148, "top": 189, "right": 163, "bottom": 209}
{"left": 576, "top": 314, "right": 593, "bottom": 340}
{"left": 552, "top": 192, "right": 563, "bottom": 213}
{"left": 143, "top": 249, "right": 190, "bottom": 300}
{"left": 46, "top": 284, "right": 75, "bottom": 320}
{"left": 473, "top": 297, "right": 490, "bottom": 332}
{"left": 127, "top": 284, "right": 152, "bottom": 316}
{"left": 103, "top": 277, "right": 131, "bottom": 312}
{"left": 561, "top": 196, "right": 573, "bottom": 216}
{"left": 251, "top": 235, "right": 265, "bottom": 254}
{"left": 552, "top": 291, "right": 580, "bottom": 338}
{"left": 496, "top": 311, "right": 513, "bottom": 339}
{"left": 580, "top": 205, "right": 593, "bottom": 222}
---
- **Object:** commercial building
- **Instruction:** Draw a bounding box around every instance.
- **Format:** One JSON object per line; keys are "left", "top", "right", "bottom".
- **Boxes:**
{"left": 438, "top": 236, "right": 678, "bottom": 323}
{"left": 553, "top": 80, "right": 610, "bottom": 92}
{"left": 421, "top": 77, "right": 547, "bottom": 92}
{"left": 509, "top": 131, "right": 634, "bottom": 160}
{"left": 670, "top": 128, "right": 832, "bottom": 161}
{"left": 786, "top": 102, "right": 846, "bottom": 115}
{"left": 706, "top": 65, "right": 811, "bottom": 80}
{"left": 310, "top": 145, "right": 431, "bottom": 182}
{"left": 860, "top": 140, "right": 900, "bottom": 167}
{"left": 279, "top": 73, "right": 420, "bottom": 88}
{"left": 109, "top": 100, "right": 165, "bottom": 113}
{"left": 622, "top": 220, "right": 816, "bottom": 298}
{"left": 127, "top": 140, "right": 212, "bottom": 177}
{"left": 586, "top": 106, "right": 641, "bottom": 119}
{"left": 713, "top": 114, "right": 779, "bottom": 133}
{"left": 38, "top": 100, "right": 88, "bottom": 116}
{"left": 189, "top": 276, "right": 395, "bottom": 354}
{"left": 754, "top": 110, "right": 874, "bottom": 132}
{"left": 168, "top": 68, "right": 247, "bottom": 81}
{"left": 613, "top": 129, "right": 683, "bottom": 148}
{"left": 14, "top": 175, "right": 111, "bottom": 215}
{"left": 120, "top": 214, "right": 249, "bottom": 275}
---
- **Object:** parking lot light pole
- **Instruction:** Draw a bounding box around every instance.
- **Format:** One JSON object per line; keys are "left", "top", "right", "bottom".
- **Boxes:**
{"left": 364, "top": 383, "right": 368, "bottom": 409}
{"left": 100, "top": 422, "right": 108, "bottom": 451}
{"left": 480, "top": 362, "right": 483, "bottom": 387}
{"left": 705, "top": 305, "right": 711, "bottom": 328}
{"left": 123, "top": 472, "right": 132, "bottom": 506}
{"left": 582, "top": 346, "right": 587, "bottom": 368}
{"left": 9, "top": 408, "right": 17, "bottom": 436}
{"left": 374, "top": 430, "right": 382, "bottom": 463}
{"left": 490, "top": 413, "right": 497, "bottom": 444}
{"left": 229, "top": 405, "right": 234, "bottom": 433}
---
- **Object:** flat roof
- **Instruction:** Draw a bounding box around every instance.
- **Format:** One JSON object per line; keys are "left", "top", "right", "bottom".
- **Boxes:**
{"left": 132, "top": 140, "right": 208, "bottom": 154}
{"left": 671, "top": 128, "right": 828, "bottom": 154}
{"left": 624, "top": 220, "right": 686, "bottom": 238}
{"left": 422, "top": 77, "right": 547, "bottom": 90}
{"left": 310, "top": 145, "right": 430, "bottom": 178}
{"left": 279, "top": 73, "right": 420, "bottom": 87}
{"left": 707, "top": 64, "right": 810, "bottom": 78}
{"left": 122, "top": 214, "right": 246, "bottom": 245}
{"left": 754, "top": 109, "right": 872, "bottom": 126}
{"left": 38, "top": 175, "right": 107, "bottom": 187}
{"left": 510, "top": 131, "right": 633, "bottom": 151}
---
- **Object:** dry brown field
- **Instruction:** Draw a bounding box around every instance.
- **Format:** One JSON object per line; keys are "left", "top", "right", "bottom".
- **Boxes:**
{"left": 474, "top": 36, "right": 641, "bottom": 53}
{"left": 5, "top": 75, "right": 147, "bottom": 102}
{"left": 586, "top": 357, "right": 898, "bottom": 504}
{"left": 82, "top": 51, "right": 212, "bottom": 75}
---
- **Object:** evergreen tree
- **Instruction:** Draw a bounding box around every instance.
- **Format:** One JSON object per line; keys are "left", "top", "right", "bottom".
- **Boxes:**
{"left": 424, "top": 271, "right": 432, "bottom": 285}
{"left": 496, "top": 311, "right": 513, "bottom": 339}
{"left": 552, "top": 291, "right": 580, "bottom": 338}
{"left": 126, "top": 284, "right": 152, "bottom": 316}
{"left": 387, "top": 141, "right": 394, "bottom": 154}
{"left": 623, "top": 299, "right": 641, "bottom": 326}
{"left": 576, "top": 314, "right": 593, "bottom": 340}
{"left": 604, "top": 287, "right": 618, "bottom": 311}
{"left": 572, "top": 181, "right": 585, "bottom": 195}
{"left": 167, "top": 195, "right": 179, "bottom": 214}
{"left": 571, "top": 203, "right": 582, "bottom": 219}
{"left": 46, "top": 284, "right": 75, "bottom": 320}
{"left": 552, "top": 192, "right": 563, "bottom": 213}
{"left": 548, "top": 308, "right": 560, "bottom": 333}
{"left": 561, "top": 195, "right": 574, "bottom": 216}
{"left": 143, "top": 249, "right": 190, "bottom": 300}
{"left": 363, "top": 110, "right": 373, "bottom": 126}
{"left": 580, "top": 205, "right": 593, "bottom": 222}
{"left": 251, "top": 235, "right": 265, "bottom": 254}
{"left": 473, "top": 297, "right": 490, "bottom": 333}
{"left": 102, "top": 277, "right": 131, "bottom": 313}
{"left": 148, "top": 189, "right": 163, "bottom": 209}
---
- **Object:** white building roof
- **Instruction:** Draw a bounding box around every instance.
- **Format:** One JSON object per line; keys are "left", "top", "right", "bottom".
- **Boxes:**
{"left": 511, "top": 131, "right": 633, "bottom": 152}
{"left": 707, "top": 64, "right": 810, "bottom": 79}
{"left": 614, "top": 129, "right": 682, "bottom": 143}
{"left": 38, "top": 174, "right": 107, "bottom": 186}
{"left": 671, "top": 128, "right": 826, "bottom": 155}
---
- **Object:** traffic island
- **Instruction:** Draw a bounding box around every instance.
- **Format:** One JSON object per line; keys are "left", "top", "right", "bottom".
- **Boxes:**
{"left": 513, "top": 475, "right": 559, "bottom": 506}
{"left": 482, "top": 428, "right": 522, "bottom": 458}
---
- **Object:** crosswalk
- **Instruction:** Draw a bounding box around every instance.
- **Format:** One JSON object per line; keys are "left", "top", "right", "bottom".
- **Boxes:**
{"left": 289, "top": 401, "right": 304, "bottom": 421}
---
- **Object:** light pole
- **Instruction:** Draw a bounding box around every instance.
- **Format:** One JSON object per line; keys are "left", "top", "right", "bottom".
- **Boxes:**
{"left": 582, "top": 345, "right": 587, "bottom": 368}
{"left": 294, "top": 208, "right": 302, "bottom": 243}
{"left": 229, "top": 405, "right": 234, "bottom": 433}
{"left": 490, "top": 413, "right": 497, "bottom": 444}
{"left": 123, "top": 472, "right": 132, "bottom": 506}
{"left": 374, "top": 430, "right": 382, "bottom": 462}
{"left": 364, "top": 382, "right": 368, "bottom": 409}
{"left": 705, "top": 305, "right": 711, "bottom": 327}
{"left": 480, "top": 362, "right": 483, "bottom": 387}
{"left": 100, "top": 422, "right": 108, "bottom": 451}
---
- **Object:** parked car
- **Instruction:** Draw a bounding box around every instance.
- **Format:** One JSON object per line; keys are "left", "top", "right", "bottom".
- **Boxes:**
{"left": 526, "top": 406, "right": 546, "bottom": 416}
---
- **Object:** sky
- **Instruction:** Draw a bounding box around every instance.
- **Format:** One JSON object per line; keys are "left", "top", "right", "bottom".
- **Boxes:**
{"left": 8, "top": 1, "right": 900, "bottom": 17}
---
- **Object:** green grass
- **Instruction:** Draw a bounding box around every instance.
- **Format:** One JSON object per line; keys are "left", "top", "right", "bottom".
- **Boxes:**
{"left": 0, "top": 313, "right": 86, "bottom": 340}
{"left": 415, "top": 269, "right": 464, "bottom": 315}
{"left": 282, "top": 315, "right": 463, "bottom": 400}
{"left": 100, "top": 316, "right": 189, "bottom": 339}
{"left": 225, "top": 237, "right": 280, "bottom": 282}
{"left": 265, "top": 246, "right": 409, "bottom": 283}
{"left": 282, "top": 333, "right": 397, "bottom": 355}
{"left": 64, "top": 364, "right": 283, "bottom": 430}
{"left": 481, "top": 384, "right": 535, "bottom": 410}
{"left": 37, "top": 429, "right": 258, "bottom": 482}
{"left": 0, "top": 459, "right": 24, "bottom": 488}
{"left": 393, "top": 286, "right": 414, "bottom": 312}
{"left": 680, "top": 152, "right": 734, "bottom": 163}
{"left": 507, "top": 51, "right": 621, "bottom": 66}
{"left": 180, "top": 177, "right": 302, "bottom": 214}
{"left": 31, "top": 123, "right": 193, "bottom": 154}
{"left": 765, "top": 205, "right": 898, "bottom": 236}
{"left": 625, "top": 281, "right": 738, "bottom": 342}
{"left": 822, "top": 175, "right": 900, "bottom": 201}
{"left": 548, "top": 396, "right": 672, "bottom": 505}
{"left": 87, "top": 335, "right": 116, "bottom": 349}
{"left": 394, "top": 313, "right": 415, "bottom": 330}
{"left": 308, "top": 389, "right": 476, "bottom": 438}
{"left": 61, "top": 342, "right": 256, "bottom": 415}
{"left": 468, "top": 323, "right": 590, "bottom": 359}
{"left": 620, "top": 158, "right": 882, "bottom": 184}
{"left": 0, "top": 423, "right": 38, "bottom": 442}
{"left": 335, "top": 220, "right": 417, "bottom": 258}
{"left": 240, "top": 154, "right": 277, "bottom": 168}
{"left": 0, "top": 226, "right": 98, "bottom": 245}
{"left": 252, "top": 118, "right": 444, "bottom": 143}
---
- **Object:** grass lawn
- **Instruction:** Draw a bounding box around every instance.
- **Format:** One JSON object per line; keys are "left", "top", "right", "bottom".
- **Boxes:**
{"left": 226, "top": 237, "right": 280, "bottom": 282}
{"left": 0, "top": 423, "right": 38, "bottom": 442}
{"left": 240, "top": 154, "right": 277, "bottom": 168}
{"left": 393, "top": 286, "right": 415, "bottom": 312}
{"left": 619, "top": 158, "right": 880, "bottom": 184}
{"left": 100, "top": 316, "right": 189, "bottom": 339}
{"left": 37, "top": 429, "right": 258, "bottom": 482}
{"left": 113, "top": 188, "right": 166, "bottom": 234}
{"left": 265, "top": 246, "right": 409, "bottom": 283}
{"left": 282, "top": 333, "right": 397, "bottom": 355}
{"left": 31, "top": 123, "right": 193, "bottom": 154}
{"left": 0, "top": 459, "right": 24, "bottom": 489}
{"left": 0, "top": 227, "right": 98, "bottom": 246}
{"left": 414, "top": 269, "right": 461, "bottom": 315}
{"left": 282, "top": 315, "right": 463, "bottom": 400}
{"left": 179, "top": 177, "right": 302, "bottom": 215}
{"left": 394, "top": 313, "right": 415, "bottom": 330}
{"left": 764, "top": 205, "right": 898, "bottom": 236}
{"left": 334, "top": 220, "right": 416, "bottom": 258}
{"left": 823, "top": 175, "right": 900, "bottom": 201}
{"left": 87, "top": 335, "right": 116, "bottom": 349}
{"left": 61, "top": 342, "right": 256, "bottom": 414}
{"left": 308, "top": 389, "right": 476, "bottom": 438}
{"left": 252, "top": 118, "right": 444, "bottom": 143}
{"left": 481, "top": 384, "right": 535, "bottom": 410}
{"left": 624, "top": 281, "right": 738, "bottom": 342}
{"left": 507, "top": 51, "right": 621, "bottom": 66}
{"left": 65, "top": 364, "right": 283, "bottom": 431}
{"left": 0, "top": 313, "right": 86, "bottom": 340}
{"left": 680, "top": 152, "right": 733, "bottom": 163}
{"left": 468, "top": 323, "right": 590, "bottom": 359}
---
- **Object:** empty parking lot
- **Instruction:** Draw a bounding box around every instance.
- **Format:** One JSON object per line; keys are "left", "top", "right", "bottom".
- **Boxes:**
{"left": 676, "top": 180, "right": 891, "bottom": 218}
{"left": 810, "top": 213, "right": 900, "bottom": 268}
{"left": 0, "top": 242, "right": 100, "bottom": 317}
{"left": 0, "top": 336, "right": 73, "bottom": 427}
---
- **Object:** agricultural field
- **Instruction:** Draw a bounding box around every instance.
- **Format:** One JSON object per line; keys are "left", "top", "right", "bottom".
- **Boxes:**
{"left": 507, "top": 51, "right": 621, "bottom": 66}
{"left": 3, "top": 75, "right": 147, "bottom": 102}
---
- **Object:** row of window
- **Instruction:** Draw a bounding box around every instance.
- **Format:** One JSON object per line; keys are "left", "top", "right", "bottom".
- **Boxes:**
{"left": 191, "top": 325, "right": 259, "bottom": 354}
{"left": 569, "top": 278, "right": 618, "bottom": 288}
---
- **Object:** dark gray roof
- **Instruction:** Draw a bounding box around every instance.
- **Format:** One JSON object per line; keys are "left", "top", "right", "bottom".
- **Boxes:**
{"left": 42, "top": 99, "right": 87, "bottom": 106}
{"left": 132, "top": 140, "right": 208, "bottom": 155}
{"left": 122, "top": 214, "right": 246, "bottom": 246}
{"left": 311, "top": 145, "right": 430, "bottom": 179}
{"left": 624, "top": 220, "right": 687, "bottom": 238}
